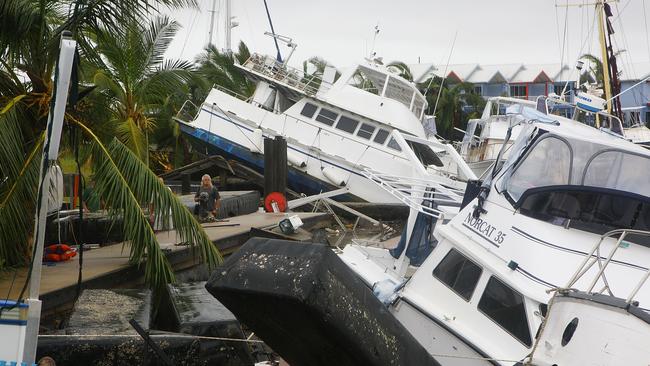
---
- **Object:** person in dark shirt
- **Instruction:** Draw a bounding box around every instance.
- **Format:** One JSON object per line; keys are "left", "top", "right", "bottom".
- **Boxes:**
{"left": 194, "top": 174, "right": 221, "bottom": 221}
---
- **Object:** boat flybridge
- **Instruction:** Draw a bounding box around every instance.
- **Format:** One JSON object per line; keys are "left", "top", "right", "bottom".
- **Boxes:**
{"left": 174, "top": 53, "right": 474, "bottom": 203}
{"left": 340, "top": 102, "right": 650, "bottom": 365}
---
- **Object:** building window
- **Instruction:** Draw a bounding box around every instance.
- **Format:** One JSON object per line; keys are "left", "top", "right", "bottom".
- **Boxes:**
{"left": 357, "top": 123, "right": 376, "bottom": 140}
{"left": 315, "top": 108, "right": 338, "bottom": 126}
{"left": 335, "top": 115, "right": 360, "bottom": 134}
{"left": 510, "top": 85, "right": 527, "bottom": 98}
{"left": 433, "top": 249, "right": 482, "bottom": 301}
{"left": 473, "top": 85, "right": 483, "bottom": 95}
{"left": 478, "top": 276, "right": 532, "bottom": 347}
{"left": 374, "top": 129, "right": 390, "bottom": 144}
{"left": 300, "top": 103, "right": 318, "bottom": 118}
{"left": 387, "top": 137, "right": 402, "bottom": 151}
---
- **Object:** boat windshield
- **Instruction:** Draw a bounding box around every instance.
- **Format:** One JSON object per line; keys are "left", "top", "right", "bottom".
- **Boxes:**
{"left": 348, "top": 65, "right": 426, "bottom": 120}
{"left": 502, "top": 131, "right": 650, "bottom": 235}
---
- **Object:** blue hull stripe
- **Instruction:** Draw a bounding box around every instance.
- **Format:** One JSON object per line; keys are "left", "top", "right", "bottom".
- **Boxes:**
{"left": 181, "top": 124, "right": 357, "bottom": 198}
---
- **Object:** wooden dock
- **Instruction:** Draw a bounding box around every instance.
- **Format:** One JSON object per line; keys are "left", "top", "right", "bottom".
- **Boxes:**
{"left": 0, "top": 210, "right": 328, "bottom": 315}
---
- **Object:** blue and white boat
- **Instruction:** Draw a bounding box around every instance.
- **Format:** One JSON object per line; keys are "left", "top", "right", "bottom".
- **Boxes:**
{"left": 174, "top": 53, "right": 474, "bottom": 203}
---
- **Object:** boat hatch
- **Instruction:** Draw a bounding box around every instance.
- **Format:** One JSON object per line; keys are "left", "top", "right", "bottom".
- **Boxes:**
{"left": 501, "top": 131, "right": 650, "bottom": 238}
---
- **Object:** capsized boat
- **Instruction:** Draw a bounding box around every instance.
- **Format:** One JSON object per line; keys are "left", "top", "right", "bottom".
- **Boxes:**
{"left": 174, "top": 53, "right": 474, "bottom": 203}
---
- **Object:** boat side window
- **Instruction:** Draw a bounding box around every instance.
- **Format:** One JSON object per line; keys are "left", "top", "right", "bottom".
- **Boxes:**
{"left": 506, "top": 136, "right": 572, "bottom": 202}
{"left": 374, "top": 129, "right": 389, "bottom": 144}
{"left": 432, "top": 249, "right": 482, "bottom": 301}
{"left": 478, "top": 276, "right": 532, "bottom": 347}
{"left": 387, "top": 137, "right": 402, "bottom": 152}
{"left": 583, "top": 150, "right": 650, "bottom": 197}
{"left": 315, "top": 108, "right": 338, "bottom": 126}
{"left": 300, "top": 103, "right": 318, "bottom": 118}
{"left": 336, "top": 115, "right": 360, "bottom": 134}
{"left": 357, "top": 123, "right": 376, "bottom": 140}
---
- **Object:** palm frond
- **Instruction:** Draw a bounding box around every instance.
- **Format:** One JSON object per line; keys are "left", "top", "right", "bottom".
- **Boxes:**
{"left": 75, "top": 120, "right": 220, "bottom": 288}
{"left": 116, "top": 117, "right": 147, "bottom": 161}
{"left": 143, "top": 16, "right": 181, "bottom": 73}
{"left": 0, "top": 109, "right": 43, "bottom": 268}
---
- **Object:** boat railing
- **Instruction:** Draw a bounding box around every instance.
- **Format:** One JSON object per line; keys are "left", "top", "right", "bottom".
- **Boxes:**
{"left": 212, "top": 84, "right": 252, "bottom": 103}
{"left": 564, "top": 229, "right": 650, "bottom": 305}
{"left": 362, "top": 168, "right": 465, "bottom": 219}
{"left": 240, "top": 53, "right": 333, "bottom": 96}
{"left": 173, "top": 100, "right": 201, "bottom": 124}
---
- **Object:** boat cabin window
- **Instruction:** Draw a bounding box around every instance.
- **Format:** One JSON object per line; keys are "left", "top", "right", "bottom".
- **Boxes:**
{"left": 387, "top": 137, "right": 402, "bottom": 151}
{"left": 507, "top": 136, "right": 572, "bottom": 202}
{"left": 504, "top": 131, "right": 650, "bottom": 236}
{"left": 478, "top": 277, "right": 532, "bottom": 347}
{"left": 357, "top": 123, "right": 376, "bottom": 140}
{"left": 432, "top": 249, "right": 482, "bottom": 301}
{"left": 336, "top": 115, "right": 360, "bottom": 134}
{"left": 583, "top": 151, "right": 650, "bottom": 197}
{"left": 315, "top": 108, "right": 338, "bottom": 126}
{"left": 374, "top": 129, "right": 390, "bottom": 144}
{"left": 300, "top": 103, "right": 318, "bottom": 118}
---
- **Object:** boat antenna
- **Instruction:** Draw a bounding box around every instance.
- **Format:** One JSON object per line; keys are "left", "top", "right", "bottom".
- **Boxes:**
{"left": 262, "top": 0, "right": 283, "bottom": 63}
{"left": 369, "top": 23, "right": 380, "bottom": 58}
{"left": 431, "top": 31, "right": 458, "bottom": 116}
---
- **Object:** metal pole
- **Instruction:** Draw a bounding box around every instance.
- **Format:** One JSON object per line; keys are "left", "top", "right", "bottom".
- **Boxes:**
{"left": 208, "top": 0, "right": 218, "bottom": 46}
{"left": 23, "top": 32, "right": 77, "bottom": 364}
{"left": 225, "top": 0, "right": 231, "bottom": 52}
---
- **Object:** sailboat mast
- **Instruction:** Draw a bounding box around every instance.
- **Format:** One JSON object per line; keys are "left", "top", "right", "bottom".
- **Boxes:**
{"left": 208, "top": 0, "right": 218, "bottom": 46}
{"left": 225, "top": 0, "right": 232, "bottom": 52}
{"left": 597, "top": 0, "right": 613, "bottom": 113}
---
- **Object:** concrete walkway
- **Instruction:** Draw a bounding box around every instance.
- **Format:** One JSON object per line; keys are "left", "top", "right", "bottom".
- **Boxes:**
{"left": 0, "top": 211, "right": 327, "bottom": 309}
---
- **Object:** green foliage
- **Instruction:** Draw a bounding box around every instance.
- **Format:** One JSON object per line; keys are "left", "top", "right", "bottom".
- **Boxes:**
{"left": 195, "top": 42, "right": 255, "bottom": 99}
{"left": 91, "top": 16, "right": 194, "bottom": 164}
{"left": 0, "top": 0, "right": 219, "bottom": 286}
{"left": 420, "top": 77, "right": 486, "bottom": 139}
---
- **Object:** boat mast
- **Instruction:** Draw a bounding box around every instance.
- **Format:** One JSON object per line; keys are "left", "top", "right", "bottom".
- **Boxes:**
{"left": 208, "top": 0, "right": 218, "bottom": 46}
{"left": 597, "top": 0, "right": 613, "bottom": 113}
{"left": 596, "top": 0, "right": 624, "bottom": 121}
{"left": 225, "top": 0, "right": 235, "bottom": 52}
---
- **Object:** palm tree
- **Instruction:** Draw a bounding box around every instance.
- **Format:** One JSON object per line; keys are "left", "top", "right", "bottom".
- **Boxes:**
{"left": 0, "top": 0, "right": 220, "bottom": 288}
{"left": 91, "top": 16, "right": 194, "bottom": 166}
{"left": 419, "top": 77, "right": 484, "bottom": 138}
{"left": 195, "top": 41, "right": 255, "bottom": 99}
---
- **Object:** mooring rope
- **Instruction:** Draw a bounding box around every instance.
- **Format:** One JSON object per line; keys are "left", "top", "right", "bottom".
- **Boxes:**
{"left": 41, "top": 334, "right": 266, "bottom": 344}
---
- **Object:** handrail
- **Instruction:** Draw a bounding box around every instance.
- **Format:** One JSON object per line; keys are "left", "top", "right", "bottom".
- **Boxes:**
{"left": 240, "top": 53, "right": 333, "bottom": 96}
{"left": 362, "top": 168, "right": 464, "bottom": 219}
{"left": 174, "top": 100, "right": 201, "bottom": 123}
{"left": 564, "top": 228, "right": 650, "bottom": 304}
{"left": 212, "top": 84, "right": 252, "bottom": 102}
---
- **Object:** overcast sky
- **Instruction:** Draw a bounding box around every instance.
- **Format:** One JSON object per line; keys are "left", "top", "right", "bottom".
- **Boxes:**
{"left": 164, "top": 0, "right": 650, "bottom": 71}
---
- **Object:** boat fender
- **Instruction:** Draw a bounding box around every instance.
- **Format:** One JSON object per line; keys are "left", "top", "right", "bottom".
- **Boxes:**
{"left": 287, "top": 150, "right": 307, "bottom": 168}
{"left": 250, "top": 128, "right": 264, "bottom": 153}
{"left": 321, "top": 166, "right": 347, "bottom": 186}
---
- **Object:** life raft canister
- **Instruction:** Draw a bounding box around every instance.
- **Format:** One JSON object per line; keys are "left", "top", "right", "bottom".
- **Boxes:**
{"left": 44, "top": 244, "right": 77, "bottom": 262}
